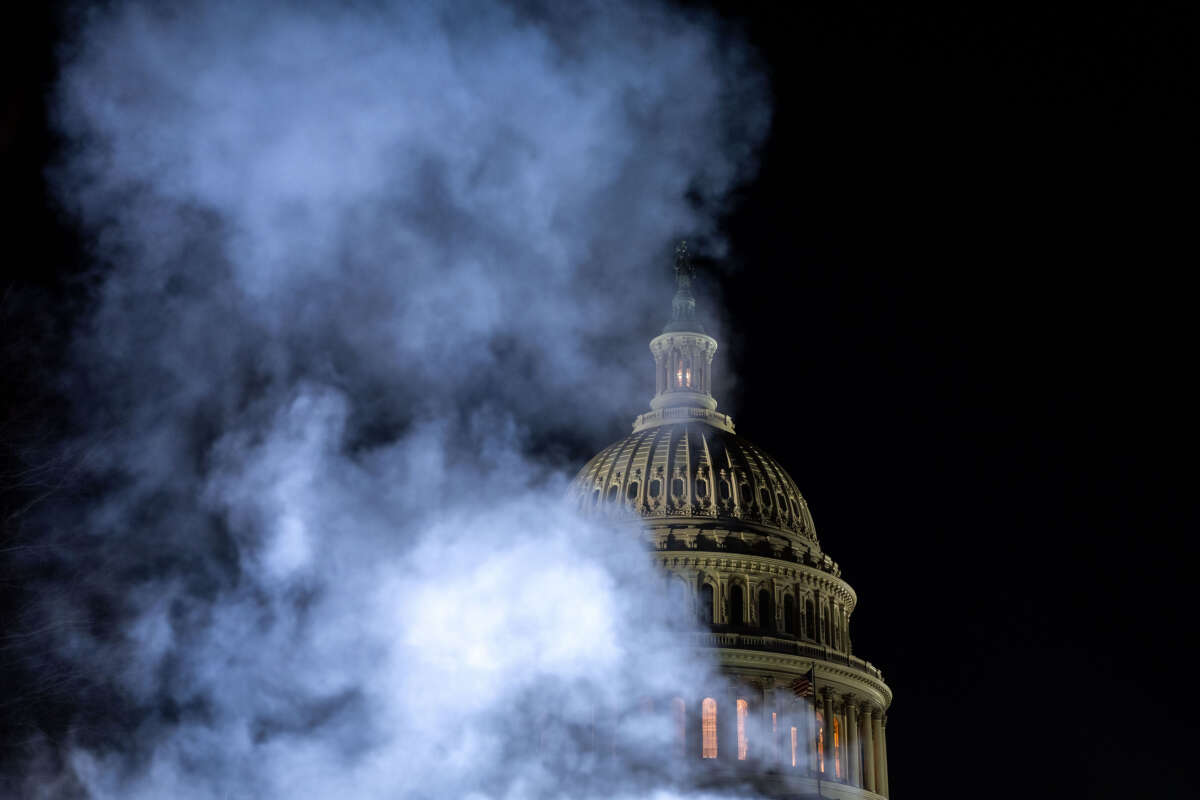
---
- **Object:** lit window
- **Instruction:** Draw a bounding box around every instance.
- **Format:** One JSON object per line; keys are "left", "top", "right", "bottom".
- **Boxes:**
{"left": 790, "top": 726, "right": 798, "bottom": 768}
{"left": 676, "top": 358, "right": 692, "bottom": 388}
{"left": 817, "top": 711, "right": 825, "bottom": 773}
{"left": 702, "top": 698, "right": 718, "bottom": 758}
{"left": 772, "top": 712, "right": 778, "bottom": 761}
{"left": 737, "top": 698, "right": 748, "bottom": 760}
{"left": 833, "top": 716, "right": 841, "bottom": 778}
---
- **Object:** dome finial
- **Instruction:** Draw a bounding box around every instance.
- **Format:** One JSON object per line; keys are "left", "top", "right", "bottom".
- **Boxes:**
{"left": 674, "top": 239, "right": 693, "bottom": 278}
{"left": 666, "top": 239, "right": 703, "bottom": 333}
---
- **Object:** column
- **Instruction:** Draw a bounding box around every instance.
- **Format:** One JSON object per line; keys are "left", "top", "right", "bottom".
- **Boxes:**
{"left": 821, "top": 690, "right": 834, "bottom": 779}
{"left": 860, "top": 704, "right": 876, "bottom": 794}
{"left": 760, "top": 678, "right": 774, "bottom": 765}
{"left": 689, "top": 696, "right": 703, "bottom": 761}
{"left": 770, "top": 687, "right": 786, "bottom": 769}
{"left": 879, "top": 715, "right": 890, "bottom": 797}
{"left": 806, "top": 694, "right": 819, "bottom": 775}
{"left": 718, "top": 689, "right": 736, "bottom": 763}
{"left": 845, "top": 696, "right": 860, "bottom": 787}
{"left": 871, "top": 711, "right": 883, "bottom": 795}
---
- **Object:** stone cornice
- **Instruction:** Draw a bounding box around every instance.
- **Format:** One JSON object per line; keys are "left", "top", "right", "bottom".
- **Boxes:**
{"left": 711, "top": 648, "right": 893, "bottom": 709}
{"left": 655, "top": 550, "right": 857, "bottom": 610}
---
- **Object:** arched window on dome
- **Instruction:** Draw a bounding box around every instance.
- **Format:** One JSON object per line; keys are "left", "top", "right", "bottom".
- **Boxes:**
{"left": 758, "top": 589, "right": 774, "bottom": 633}
{"left": 701, "top": 698, "right": 718, "bottom": 759}
{"left": 784, "top": 595, "right": 796, "bottom": 636}
{"left": 730, "top": 584, "right": 745, "bottom": 626}
{"left": 626, "top": 481, "right": 638, "bottom": 501}
{"left": 699, "top": 582, "right": 714, "bottom": 624}
{"left": 736, "top": 698, "right": 749, "bottom": 760}
{"left": 822, "top": 604, "right": 831, "bottom": 645}
{"left": 607, "top": 485, "right": 618, "bottom": 502}
{"left": 805, "top": 597, "right": 816, "bottom": 640}
{"left": 672, "top": 697, "right": 686, "bottom": 758}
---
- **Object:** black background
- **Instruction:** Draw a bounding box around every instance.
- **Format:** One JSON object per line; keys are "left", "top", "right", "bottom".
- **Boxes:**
{"left": 710, "top": 4, "right": 1192, "bottom": 799}
{"left": 2, "top": 3, "right": 1192, "bottom": 798}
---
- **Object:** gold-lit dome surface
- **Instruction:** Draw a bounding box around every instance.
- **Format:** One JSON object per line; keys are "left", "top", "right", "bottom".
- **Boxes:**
{"left": 571, "top": 421, "right": 818, "bottom": 547}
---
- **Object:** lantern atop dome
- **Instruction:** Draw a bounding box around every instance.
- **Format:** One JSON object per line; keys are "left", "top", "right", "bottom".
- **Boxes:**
{"left": 636, "top": 241, "right": 729, "bottom": 432}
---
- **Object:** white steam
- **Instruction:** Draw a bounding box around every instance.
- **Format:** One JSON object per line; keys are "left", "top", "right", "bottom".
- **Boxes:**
{"left": 23, "top": 0, "right": 771, "bottom": 797}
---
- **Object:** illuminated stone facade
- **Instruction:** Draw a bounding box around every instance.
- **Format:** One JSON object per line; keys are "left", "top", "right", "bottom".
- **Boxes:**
{"left": 571, "top": 243, "right": 893, "bottom": 798}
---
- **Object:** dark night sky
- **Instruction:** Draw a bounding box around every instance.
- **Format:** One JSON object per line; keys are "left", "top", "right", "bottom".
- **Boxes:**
{"left": 2, "top": 3, "right": 1192, "bottom": 798}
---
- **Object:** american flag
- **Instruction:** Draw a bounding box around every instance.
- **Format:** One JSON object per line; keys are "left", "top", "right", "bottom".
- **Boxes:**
{"left": 790, "top": 667, "right": 815, "bottom": 697}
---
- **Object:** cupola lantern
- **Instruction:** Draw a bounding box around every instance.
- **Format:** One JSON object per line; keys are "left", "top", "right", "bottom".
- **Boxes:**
{"left": 637, "top": 241, "right": 730, "bottom": 432}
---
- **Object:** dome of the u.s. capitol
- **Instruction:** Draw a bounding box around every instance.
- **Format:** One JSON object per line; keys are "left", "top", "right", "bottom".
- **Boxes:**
{"left": 568, "top": 241, "right": 892, "bottom": 798}
{"left": 570, "top": 422, "right": 820, "bottom": 551}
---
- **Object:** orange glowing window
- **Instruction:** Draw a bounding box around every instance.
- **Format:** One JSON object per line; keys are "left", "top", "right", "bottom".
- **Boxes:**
{"left": 672, "top": 697, "right": 686, "bottom": 757}
{"left": 701, "top": 698, "right": 718, "bottom": 758}
{"left": 737, "top": 698, "right": 749, "bottom": 760}
{"left": 817, "top": 711, "right": 825, "bottom": 773}
{"left": 772, "top": 712, "right": 778, "bottom": 760}
{"left": 676, "top": 358, "right": 692, "bottom": 389}
{"left": 833, "top": 717, "right": 841, "bottom": 778}
{"left": 790, "top": 726, "right": 798, "bottom": 768}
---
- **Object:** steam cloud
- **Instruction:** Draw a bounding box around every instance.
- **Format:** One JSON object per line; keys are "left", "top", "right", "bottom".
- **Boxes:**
{"left": 12, "top": 0, "right": 770, "bottom": 796}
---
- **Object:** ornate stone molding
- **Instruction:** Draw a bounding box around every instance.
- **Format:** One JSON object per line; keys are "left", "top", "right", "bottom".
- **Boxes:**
{"left": 654, "top": 551, "right": 857, "bottom": 610}
{"left": 711, "top": 648, "right": 892, "bottom": 708}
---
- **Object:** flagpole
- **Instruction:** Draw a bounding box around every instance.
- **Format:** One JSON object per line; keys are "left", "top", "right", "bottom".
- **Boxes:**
{"left": 812, "top": 664, "right": 823, "bottom": 800}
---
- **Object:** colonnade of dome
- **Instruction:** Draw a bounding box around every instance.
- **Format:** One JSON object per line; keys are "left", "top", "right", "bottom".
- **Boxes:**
{"left": 571, "top": 243, "right": 893, "bottom": 798}
{"left": 659, "top": 682, "right": 890, "bottom": 797}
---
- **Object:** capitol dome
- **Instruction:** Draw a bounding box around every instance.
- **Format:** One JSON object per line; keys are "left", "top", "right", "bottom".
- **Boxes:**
{"left": 573, "top": 422, "right": 821, "bottom": 551}
{"left": 571, "top": 242, "right": 892, "bottom": 798}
